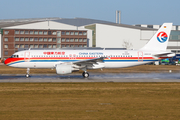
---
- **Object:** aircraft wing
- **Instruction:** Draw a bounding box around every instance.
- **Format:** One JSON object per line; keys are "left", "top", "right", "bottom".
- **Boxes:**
{"left": 73, "top": 57, "right": 106, "bottom": 68}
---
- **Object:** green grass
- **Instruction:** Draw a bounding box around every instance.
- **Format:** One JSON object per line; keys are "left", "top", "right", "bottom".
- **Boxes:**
{"left": 0, "top": 83, "right": 180, "bottom": 120}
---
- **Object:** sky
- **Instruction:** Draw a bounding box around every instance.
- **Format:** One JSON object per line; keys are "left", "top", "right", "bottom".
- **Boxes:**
{"left": 0, "top": 0, "right": 180, "bottom": 25}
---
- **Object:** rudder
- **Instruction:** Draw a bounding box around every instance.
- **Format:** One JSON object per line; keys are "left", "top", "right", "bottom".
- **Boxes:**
{"left": 140, "top": 23, "right": 173, "bottom": 51}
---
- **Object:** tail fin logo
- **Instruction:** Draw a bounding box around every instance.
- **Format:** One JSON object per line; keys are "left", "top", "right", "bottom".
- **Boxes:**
{"left": 157, "top": 32, "right": 168, "bottom": 43}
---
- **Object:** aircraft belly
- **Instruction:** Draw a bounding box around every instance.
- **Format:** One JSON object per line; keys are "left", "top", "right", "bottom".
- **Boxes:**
{"left": 104, "top": 61, "right": 150, "bottom": 68}
{"left": 33, "top": 62, "right": 54, "bottom": 68}
{"left": 14, "top": 62, "right": 54, "bottom": 68}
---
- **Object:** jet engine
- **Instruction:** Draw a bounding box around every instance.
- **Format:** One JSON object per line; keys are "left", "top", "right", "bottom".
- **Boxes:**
{"left": 56, "top": 64, "right": 73, "bottom": 74}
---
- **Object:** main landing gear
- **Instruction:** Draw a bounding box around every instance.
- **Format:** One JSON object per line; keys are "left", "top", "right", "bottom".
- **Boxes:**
{"left": 26, "top": 68, "right": 30, "bottom": 78}
{"left": 82, "top": 71, "right": 89, "bottom": 78}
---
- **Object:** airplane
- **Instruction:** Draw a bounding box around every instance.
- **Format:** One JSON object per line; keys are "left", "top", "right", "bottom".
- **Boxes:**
{"left": 4, "top": 23, "right": 175, "bottom": 78}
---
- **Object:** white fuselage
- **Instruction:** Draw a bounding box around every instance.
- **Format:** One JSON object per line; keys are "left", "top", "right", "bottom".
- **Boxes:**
{"left": 5, "top": 49, "right": 167, "bottom": 69}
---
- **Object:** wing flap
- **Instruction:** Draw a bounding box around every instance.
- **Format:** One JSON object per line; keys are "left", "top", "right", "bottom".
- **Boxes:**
{"left": 73, "top": 57, "right": 106, "bottom": 67}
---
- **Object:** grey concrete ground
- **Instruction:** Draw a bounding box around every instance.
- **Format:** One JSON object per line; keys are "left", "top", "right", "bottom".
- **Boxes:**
{"left": 0, "top": 73, "right": 180, "bottom": 82}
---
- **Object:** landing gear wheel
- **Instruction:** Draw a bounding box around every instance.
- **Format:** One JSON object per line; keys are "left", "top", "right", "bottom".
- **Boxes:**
{"left": 26, "top": 68, "right": 30, "bottom": 78}
{"left": 82, "top": 72, "right": 89, "bottom": 78}
{"left": 26, "top": 74, "right": 30, "bottom": 78}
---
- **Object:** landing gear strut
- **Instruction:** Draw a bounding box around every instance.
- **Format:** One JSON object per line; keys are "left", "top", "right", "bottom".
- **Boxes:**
{"left": 26, "top": 68, "right": 30, "bottom": 78}
{"left": 82, "top": 71, "right": 89, "bottom": 78}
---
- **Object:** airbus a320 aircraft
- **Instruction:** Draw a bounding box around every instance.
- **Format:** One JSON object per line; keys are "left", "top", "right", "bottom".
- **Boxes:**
{"left": 4, "top": 23, "right": 175, "bottom": 78}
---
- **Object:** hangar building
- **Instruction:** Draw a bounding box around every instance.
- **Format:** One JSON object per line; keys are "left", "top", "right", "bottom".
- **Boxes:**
{"left": 1, "top": 18, "right": 180, "bottom": 60}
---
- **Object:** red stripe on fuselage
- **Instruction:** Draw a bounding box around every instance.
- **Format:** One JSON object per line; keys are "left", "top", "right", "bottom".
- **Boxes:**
{"left": 4, "top": 58, "right": 24, "bottom": 65}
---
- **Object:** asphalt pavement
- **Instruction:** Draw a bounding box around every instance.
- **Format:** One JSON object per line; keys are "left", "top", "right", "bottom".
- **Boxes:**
{"left": 0, "top": 73, "right": 180, "bottom": 82}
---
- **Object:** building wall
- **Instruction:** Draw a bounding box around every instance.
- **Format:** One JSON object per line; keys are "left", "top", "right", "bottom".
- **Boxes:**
{"left": 77, "top": 26, "right": 92, "bottom": 47}
{"left": 2, "top": 25, "right": 89, "bottom": 59}
{"left": 95, "top": 24, "right": 154, "bottom": 50}
{"left": 1, "top": 21, "right": 94, "bottom": 59}
{"left": 3, "top": 30, "right": 15, "bottom": 59}
{"left": 85, "top": 25, "right": 96, "bottom": 47}
{"left": 140, "top": 30, "right": 157, "bottom": 40}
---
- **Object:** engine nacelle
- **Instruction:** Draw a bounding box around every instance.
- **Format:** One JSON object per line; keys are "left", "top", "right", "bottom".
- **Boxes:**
{"left": 56, "top": 64, "right": 72, "bottom": 74}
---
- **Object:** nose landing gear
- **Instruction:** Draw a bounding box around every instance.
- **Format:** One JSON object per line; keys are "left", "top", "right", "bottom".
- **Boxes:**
{"left": 26, "top": 74, "right": 30, "bottom": 78}
{"left": 82, "top": 71, "right": 89, "bottom": 78}
{"left": 26, "top": 68, "right": 30, "bottom": 78}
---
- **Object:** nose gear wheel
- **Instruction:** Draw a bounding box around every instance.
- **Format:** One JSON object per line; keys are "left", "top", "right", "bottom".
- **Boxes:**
{"left": 82, "top": 71, "right": 89, "bottom": 78}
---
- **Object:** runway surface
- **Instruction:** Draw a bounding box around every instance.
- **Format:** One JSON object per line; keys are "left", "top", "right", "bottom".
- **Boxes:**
{"left": 0, "top": 73, "right": 180, "bottom": 82}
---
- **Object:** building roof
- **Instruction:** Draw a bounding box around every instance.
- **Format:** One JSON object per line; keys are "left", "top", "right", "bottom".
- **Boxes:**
{"left": 53, "top": 18, "right": 115, "bottom": 27}
{"left": 0, "top": 17, "right": 157, "bottom": 31}
{"left": 53, "top": 18, "right": 157, "bottom": 30}
{"left": 0, "top": 17, "right": 60, "bottom": 28}
{"left": 87, "top": 23, "right": 157, "bottom": 30}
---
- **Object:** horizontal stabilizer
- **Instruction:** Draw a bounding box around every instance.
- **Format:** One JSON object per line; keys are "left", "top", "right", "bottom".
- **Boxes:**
{"left": 153, "top": 52, "right": 175, "bottom": 58}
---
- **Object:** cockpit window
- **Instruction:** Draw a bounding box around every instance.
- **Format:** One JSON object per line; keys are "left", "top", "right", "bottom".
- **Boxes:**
{"left": 10, "top": 55, "right": 19, "bottom": 58}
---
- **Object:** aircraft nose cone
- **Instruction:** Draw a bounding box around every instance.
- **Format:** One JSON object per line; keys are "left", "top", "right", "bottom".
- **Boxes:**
{"left": 4, "top": 58, "right": 10, "bottom": 65}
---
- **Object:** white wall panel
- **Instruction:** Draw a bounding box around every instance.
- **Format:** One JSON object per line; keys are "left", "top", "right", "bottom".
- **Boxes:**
{"left": 168, "top": 42, "right": 180, "bottom": 46}
{"left": 141, "top": 25, "right": 147, "bottom": 27}
{"left": 153, "top": 25, "right": 160, "bottom": 29}
{"left": 172, "top": 26, "right": 176, "bottom": 30}
{"left": 95, "top": 24, "right": 146, "bottom": 49}
{"left": 141, "top": 30, "right": 157, "bottom": 40}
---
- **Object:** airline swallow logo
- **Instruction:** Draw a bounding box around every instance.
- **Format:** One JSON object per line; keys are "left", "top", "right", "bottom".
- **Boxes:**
{"left": 157, "top": 31, "right": 168, "bottom": 43}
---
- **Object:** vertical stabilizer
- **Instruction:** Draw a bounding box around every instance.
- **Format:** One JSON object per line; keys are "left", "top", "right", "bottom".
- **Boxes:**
{"left": 140, "top": 23, "right": 172, "bottom": 51}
